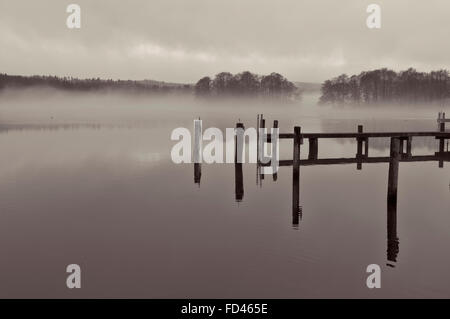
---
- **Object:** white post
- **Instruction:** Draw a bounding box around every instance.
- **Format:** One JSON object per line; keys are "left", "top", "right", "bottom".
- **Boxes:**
{"left": 194, "top": 119, "right": 202, "bottom": 163}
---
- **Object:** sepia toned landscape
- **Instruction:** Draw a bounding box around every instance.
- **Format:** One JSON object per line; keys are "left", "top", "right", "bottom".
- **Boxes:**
{"left": 0, "top": 0, "right": 449, "bottom": 299}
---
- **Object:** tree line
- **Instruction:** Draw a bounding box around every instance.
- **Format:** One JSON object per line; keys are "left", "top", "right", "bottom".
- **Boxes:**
{"left": 195, "top": 71, "right": 298, "bottom": 99}
{"left": 319, "top": 68, "right": 450, "bottom": 104}
{"left": 0, "top": 73, "right": 192, "bottom": 94}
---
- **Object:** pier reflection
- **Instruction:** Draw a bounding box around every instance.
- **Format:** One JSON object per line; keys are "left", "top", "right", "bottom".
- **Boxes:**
{"left": 194, "top": 136, "right": 449, "bottom": 266}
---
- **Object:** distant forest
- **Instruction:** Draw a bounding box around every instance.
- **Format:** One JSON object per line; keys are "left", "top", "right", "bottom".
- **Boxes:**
{"left": 0, "top": 72, "right": 300, "bottom": 99}
{"left": 195, "top": 71, "right": 299, "bottom": 99}
{"left": 0, "top": 73, "right": 192, "bottom": 94}
{"left": 320, "top": 68, "right": 450, "bottom": 105}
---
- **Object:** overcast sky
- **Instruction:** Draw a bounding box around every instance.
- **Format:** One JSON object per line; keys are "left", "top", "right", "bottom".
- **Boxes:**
{"left": 0, "top": 0, "right": 449, "bottom": 83}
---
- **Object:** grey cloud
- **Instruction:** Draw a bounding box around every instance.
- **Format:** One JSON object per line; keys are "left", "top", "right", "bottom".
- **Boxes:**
{"left": 0, "top": 0, "right": 449, "bottom": 82}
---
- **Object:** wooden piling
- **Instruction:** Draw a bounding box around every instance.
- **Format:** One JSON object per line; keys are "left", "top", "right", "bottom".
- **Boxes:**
{"left": 438, "top": 115, "right": 445, "bottom": 168}
{"left": 256, "top": 114, "right": 260, "bottom": 162}
{"left": 438, "top": 139, "right": 445, "bottom": 168}
{"left": 258, "top": 114, "right": 265, "bottom": 162}
{"left": 292, "top": 126, "right": 301, "bottom": 226}
{"left": 439, "top": 113, "right": 446, "bottom": 132}
{"left": 273, "top": 120, "right": 278, "bottom": 128}
{"left": 357, "top": 125, "right": 363, "bottom": 170}
{"left": 235, "top": 122, "right": 244, "bottom": 163}
{"left": 194, "top": 119, "right": 202, "bottom": 164}
{"left": 387, "top": 137, "right": 400, "bottom": 265}
{"left": 293, "top": 126, "right": 301, "bottom": 167}
{"left": 260, "top": 117, "right": 266, "bottom": 181}
{"left": 272, "top": 120, "right": 279, "bottom": 181}
{"left": 256, "top": 114, "right": 260, "bottom": 186}
{"left": 308, "top": 138, "right": 318, "bottom": 160}
{"left": 388, "top": 137, "right": 400, "bottom": 203}
{"left": 235, "top": 122, "right": 244, "bottom": 202}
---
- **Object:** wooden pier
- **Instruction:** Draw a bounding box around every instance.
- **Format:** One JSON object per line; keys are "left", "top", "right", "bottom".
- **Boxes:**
{"left": 259, "top": 112, "right": 449, "bottom": 265}
{"left": 258, "top": 112, "right": 450, "bottom": 204}
{"left": 193, "top": 113, "right": 450, "bottom": 264}
{"left": 263, "top": 120, "right": 449, "bottom": 169}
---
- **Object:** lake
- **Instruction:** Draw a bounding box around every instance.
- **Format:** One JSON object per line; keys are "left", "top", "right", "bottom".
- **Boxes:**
{"left": 0, "top": 91, "right": 449, "bottom": 298}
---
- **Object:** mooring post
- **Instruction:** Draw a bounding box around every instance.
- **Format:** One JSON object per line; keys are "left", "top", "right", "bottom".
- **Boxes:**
{"left": 438, "top": 113, "right": 445, "bottom": 168}
{"left": 235, "top": 122, "right": 244, "bottom": 202}
{"left": 438, "top": 141, "right": 445, "bottom": 168}
{"left": 256, "top": 114, "right": 260, "bottom": 185}
{"left": 258, "top": 114, "right": 265, "bottom": 162}
{"left": 272, "top": 120, "right": 279, "bottom": 181}
{"left": 439, "top": 112, "right": 446, "bottom": 132}
{"left": 256, "top": 114, "right": 260, "bottom": 160}
{"left": 308, "top": 138, "right": 318, "bottom": 160}
{"left": 388, "top": 137, "right": 400, "bottom": 203}
{"left": 292, "top": 126, "right": 301, "bottom": 226}
{"left": 356, "top": 125, "right": 363, "bottom": 170}
{"left": 293, "top": 127, "right": 301, "bottom": 168}
{"left": 194, "top": 118, "right": 202, "bottom": 164}
{"left": 235, "top": 122, "right": 244, "bottom": 163}
{"left": 260, "top": 117, "right": 266, "bottom": 181}
{"left": 193, "top": 118, "right": 203, "bottom": 186}
{"left": 387, "top": 137, "right": 400, "bottom": 265}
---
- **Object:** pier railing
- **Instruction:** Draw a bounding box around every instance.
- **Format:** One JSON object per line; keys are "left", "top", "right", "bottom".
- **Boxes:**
{"left": 262, "top": 113, "right": 449, "bottom": 169}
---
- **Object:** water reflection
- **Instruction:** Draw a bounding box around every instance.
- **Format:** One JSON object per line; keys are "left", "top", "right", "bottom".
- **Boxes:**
{"left": 387, "top": 193, "right": 399, "bottom": 267}
{"left": 387, "top": 138, "right": 400, "bottom": 266}
{"left": 194, "top": 125, "right": 450, "bottom": 266}
{"left": 0, "top": 123, "right": 115, "bottom": 132}
{"left": 194, "top": 163, "right": 201, "bottom": 186}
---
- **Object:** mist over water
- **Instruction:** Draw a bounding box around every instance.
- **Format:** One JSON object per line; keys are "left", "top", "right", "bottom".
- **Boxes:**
{"left": 0, "top": 89, "right": 449, "bottom": 298}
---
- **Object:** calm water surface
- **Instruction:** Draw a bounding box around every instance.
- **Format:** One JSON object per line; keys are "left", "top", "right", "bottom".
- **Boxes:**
{"left": 0, "top": 92, "right": 449, "bottom": 298}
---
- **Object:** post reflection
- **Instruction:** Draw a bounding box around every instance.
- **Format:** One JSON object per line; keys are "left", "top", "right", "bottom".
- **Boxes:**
{"left": 387, "top": 138, "right": 400, "bottom": 266}
{"left": 194, "top": 163, "right": 201, "bottom": 186}
{"left": 235, "top": 163, "right": 244, "bottom": 202}
{"left": 387, "top": 195, "right": 399, "bottom": 267}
